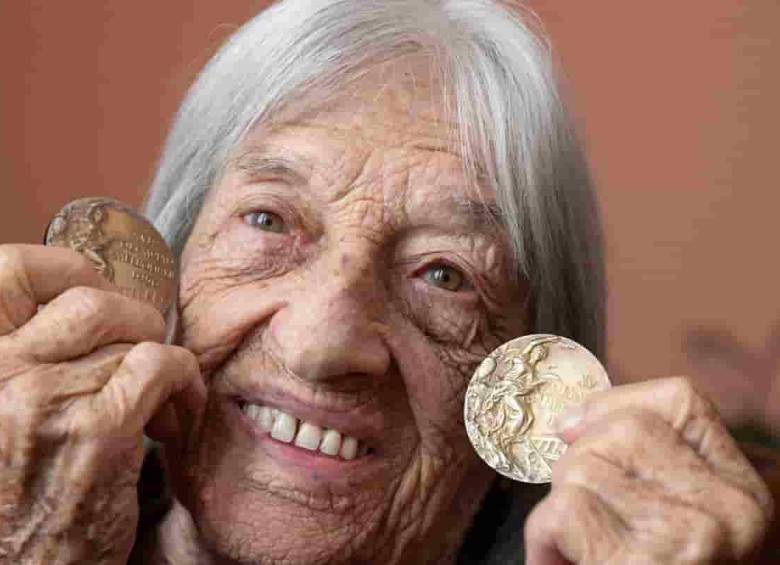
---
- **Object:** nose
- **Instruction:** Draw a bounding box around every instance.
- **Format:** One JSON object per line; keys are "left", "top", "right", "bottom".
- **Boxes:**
{"left": 268, "top": 250, "right": 390, "bottom": 383}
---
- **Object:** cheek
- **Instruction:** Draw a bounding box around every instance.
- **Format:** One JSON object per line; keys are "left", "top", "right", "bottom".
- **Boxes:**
{"left": 388, "top": 291, "right": 523, "bottom": 452}
{"left": 396, "top": 279, "right": 482, "bottom": 347}
{"left": 176, "top": 251, "right": 291, "bottom": 373}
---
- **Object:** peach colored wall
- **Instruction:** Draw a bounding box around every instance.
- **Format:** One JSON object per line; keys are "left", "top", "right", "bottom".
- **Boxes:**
{"left": 2, "top": 2, "right": 778, "bottom": 428}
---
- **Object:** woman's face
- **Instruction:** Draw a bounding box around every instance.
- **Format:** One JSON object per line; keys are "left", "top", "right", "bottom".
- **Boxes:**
{"left": 175, "top": 63, "right": 528, "bottom": 562}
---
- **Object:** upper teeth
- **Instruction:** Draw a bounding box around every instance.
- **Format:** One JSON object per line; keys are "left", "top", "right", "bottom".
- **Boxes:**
{"left": 241, "top": 403, "right": 367, "bottom": 460}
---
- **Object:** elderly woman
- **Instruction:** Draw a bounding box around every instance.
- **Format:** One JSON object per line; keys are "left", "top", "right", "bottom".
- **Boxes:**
{"left": 0, "top": 0, "right": 771, "bottom": 563}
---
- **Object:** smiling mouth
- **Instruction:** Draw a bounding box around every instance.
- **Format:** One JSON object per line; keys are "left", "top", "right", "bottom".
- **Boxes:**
{"left": 236, "top": 400, "right": 373, "bottom": 461}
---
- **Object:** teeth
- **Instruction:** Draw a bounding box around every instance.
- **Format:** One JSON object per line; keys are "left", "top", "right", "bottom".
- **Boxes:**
{"left": 294, "top": 422, "right": 322, "bottom": 451}
{"left": 319, "top": 429, "right": 342, "bottom": 456}
{"left": 271, "top": 412, "right": 297, "bottom": 443}
{"left": 340, "top": 436, "right": 358, "bottom": 460}
{"left": 241, "top": 402, "right": 367, "bottom": 460}
{"left": 245, "top": 404, "right": 261, "bottom": 421}
{"left": 257, "top": 406, "right": 273, "bottom": 432}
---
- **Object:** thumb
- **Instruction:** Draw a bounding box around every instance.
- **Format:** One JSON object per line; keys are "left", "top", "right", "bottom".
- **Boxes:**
{"left": 146, "top": 303, "right": 207, "bottom": 454}
{"left": 146, "top": 376, "right": 207, "bottom": 456}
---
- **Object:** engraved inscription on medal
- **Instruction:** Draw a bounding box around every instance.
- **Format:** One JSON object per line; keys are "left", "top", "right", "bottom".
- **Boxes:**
{"left": 464, "top": 334, "right": 611, "bottom": 484}
{"left": 105, "top": 232, "right": 174, "bottom": 307}
{"left": 45, "top": 198, "right": 175, "bottom": 314}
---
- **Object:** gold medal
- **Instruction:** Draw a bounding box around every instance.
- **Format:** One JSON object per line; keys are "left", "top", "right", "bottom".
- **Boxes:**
{"left": 464, "top": 334, "right": 611, "bottom": 483}
{"left": 44, "top": 197, "right": 175, "bottom": 314}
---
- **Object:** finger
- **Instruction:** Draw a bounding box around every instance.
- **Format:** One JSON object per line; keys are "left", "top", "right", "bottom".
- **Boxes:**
{"left": 553, "top": 410, "right": 766, "bottom": 559}
{"left": 8, "top": 286, "right": 165, "bottom": 363}
{"left": 556, "top": 409, "right": 719, "bottom": 496}
{"left": 556, "top": 377, "right": 713, "bottom": 443}
{"left": 556, "top": 376, "right": 772, "bottom": 515}
{"left": 18, "top": 344, "right": 135, "bottom": 443}
{"left": 146, "top": 377, "right": 207, "bottom": 453}
{"left": 0, "top": 244, "right": 112, "bottom": 334}
{"left": 35, "top": 343, "right": 133, "bottom": 402}
{"left": 526, "top": 483, "right": 728, "bottom": 564}
{"left": 154, "top": 302, "right": 208, "bottom": 449}
{"left": 97, "top": 342, "right": 203, "bottom": 434}
{"left": 525, "top": 484, "right": 626, "bottom": 565}
{"left": 146, "top": 401, "right": 180, "bottom": 446}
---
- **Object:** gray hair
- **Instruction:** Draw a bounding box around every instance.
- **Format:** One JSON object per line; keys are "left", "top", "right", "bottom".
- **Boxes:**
{"left": 144, "top": 0, "right": 605, "bottom": 358}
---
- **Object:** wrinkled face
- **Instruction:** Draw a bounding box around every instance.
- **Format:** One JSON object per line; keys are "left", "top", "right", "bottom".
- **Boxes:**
{"left": 175, "top": 62, "right": 528, "bottom": 563}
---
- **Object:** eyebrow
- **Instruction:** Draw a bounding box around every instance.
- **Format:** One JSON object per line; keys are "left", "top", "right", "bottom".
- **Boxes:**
{"left": 229, "top": 145, "right": 506, "bottom": 232}
{"left": 450, "top": 196, "right": 506, "bottom": 232}
{"left": 229, "top": 145, "right": 309, "bottom": 186}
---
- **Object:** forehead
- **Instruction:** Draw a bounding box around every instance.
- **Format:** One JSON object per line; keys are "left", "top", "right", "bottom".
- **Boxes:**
{"left": 226, "top": 58, "right": 500, "bottom": 232}
{"left": 269, "top": 54, "right": 459, "bottom": 147}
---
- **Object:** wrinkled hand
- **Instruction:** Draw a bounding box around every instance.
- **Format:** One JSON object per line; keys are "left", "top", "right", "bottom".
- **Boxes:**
{"left": 0, "top": 245, "right": 205, "bottom": 564}
{"left": 524, "top": 377, "right": 773, "bottom": 564}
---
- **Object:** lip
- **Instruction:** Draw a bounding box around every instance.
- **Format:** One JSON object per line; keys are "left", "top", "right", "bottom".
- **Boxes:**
{"left": 225, "top": 398, "right": 386, "bottom": 481}
{"left": 224, "top": 381, "right": 386, "bottom": 447}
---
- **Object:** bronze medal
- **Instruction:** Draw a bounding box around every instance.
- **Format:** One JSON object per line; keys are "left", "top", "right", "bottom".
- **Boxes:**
{"left": 464, "top": 334, "right": 611, "bottom": 483}
{"left": 44, "top": 197, "right": 175, "bottom": 314}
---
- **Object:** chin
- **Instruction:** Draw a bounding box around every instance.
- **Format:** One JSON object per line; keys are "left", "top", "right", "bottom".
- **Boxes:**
{"left": 170, "top": 393, "right": 494, "bottom": 563}
{"left": 172, "top": 395, "right": 424, "bottom": 563}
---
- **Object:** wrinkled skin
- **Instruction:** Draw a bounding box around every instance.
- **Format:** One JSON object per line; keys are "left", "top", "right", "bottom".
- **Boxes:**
{"left": 0, "top": 246, "right": 204, "bottom": 563}
{"left": 166, "top": 62, "right": 525, "bottom": 562}
{"left": 526, "top": 378, "right": 773, "bottom": 564}
{"left": 0, "top": 59, "right": 771, "bottom": 565}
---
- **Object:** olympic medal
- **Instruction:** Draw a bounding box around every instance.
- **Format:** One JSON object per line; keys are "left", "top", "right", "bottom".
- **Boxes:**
{"left": 45, "top": 197, "right": 175, "bottom": 314}
{"left": 464, "top": 334, "right": 611, "bottom": 483}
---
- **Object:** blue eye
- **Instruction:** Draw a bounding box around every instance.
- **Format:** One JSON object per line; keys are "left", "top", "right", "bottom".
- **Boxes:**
{"left": 243, "top": 211, "right": 285, "bottom": 233}
{"left": 421, "top": 264, "right": 465, "bottom": 292}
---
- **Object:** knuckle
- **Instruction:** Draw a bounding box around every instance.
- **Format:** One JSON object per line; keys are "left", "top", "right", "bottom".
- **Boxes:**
{"left": 667, "top": 375, "right": 698, "bottom": 408}
{"left": 680, "top": 512, "right": 721, "bottom": 563}
{"left": 525, "top": 487, "right": 591, "bottom": 543}
{"left": 667, "top": 376, "right": 717, "bottom": 420}
{"left": 723, "top": 486, "right": 768, "bottom": 556}
{"left": 167, "top": 345, "right": 199, "bottom": 375}
{"left": 553, "top": 450, "right": 602, "bottom": 486}
{"left": 124, "top": 342, "right": 198, "bottom": 380}
{"left": 0, "top": 244, "right": 23, "bottom": 275}
{"left": 58, "top": 286, "right": 110, "bottom": 324}
{"left": 550, "top": 484, "right": 593, "bottom": 519}
{"left": 125, "top": 341, "right": 169, "bottom": 373}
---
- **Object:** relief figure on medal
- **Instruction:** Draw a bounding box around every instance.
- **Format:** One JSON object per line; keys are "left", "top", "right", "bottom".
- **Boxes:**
{"left": 469, "top": 336, "right": 566, "bottom": 481}
{"left": 465, "top": 334, "right": 611, "bottom": 483}
{"left": 46, "top": 201, "right": 114, "bottom": 282}
{"left": 45, "top": 197, "right": 176, "bottom": 314}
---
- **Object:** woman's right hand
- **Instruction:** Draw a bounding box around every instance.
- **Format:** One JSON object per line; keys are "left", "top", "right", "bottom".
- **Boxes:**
{"left": 0, "top": 244, "right": 205, "bottom": 564}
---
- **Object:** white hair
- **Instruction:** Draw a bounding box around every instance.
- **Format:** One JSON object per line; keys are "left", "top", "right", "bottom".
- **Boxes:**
{"left": 144, "top": 0, "right": 605, "bottom": 358}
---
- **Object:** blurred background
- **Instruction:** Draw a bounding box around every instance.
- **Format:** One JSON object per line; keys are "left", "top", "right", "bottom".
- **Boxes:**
{"left": 1, "top": 2, "right": 778, "bottom": 435}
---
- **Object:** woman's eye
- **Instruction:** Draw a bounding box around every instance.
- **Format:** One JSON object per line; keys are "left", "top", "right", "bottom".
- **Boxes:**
{"left": 421, "top": 264, "right": 465, "bottom": 292}
{"left": 243, "top": 211, "right": 286, "bottom": 233}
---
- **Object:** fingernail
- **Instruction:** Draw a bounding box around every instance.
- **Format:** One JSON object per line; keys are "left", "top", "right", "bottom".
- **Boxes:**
{"left": 555, "top": 405, "right": 584, "bottom": 434}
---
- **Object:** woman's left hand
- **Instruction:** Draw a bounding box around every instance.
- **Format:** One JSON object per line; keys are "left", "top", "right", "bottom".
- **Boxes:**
{"left": 524, "top": 377, "right": 773, "bottom": 564}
